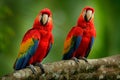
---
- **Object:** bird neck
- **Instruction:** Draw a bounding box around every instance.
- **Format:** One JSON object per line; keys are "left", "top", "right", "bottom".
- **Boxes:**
{"left": 77, "top": 17, "right": 94, "bottom": 29}
{"left": 33, "top": 22, "right": 53, "bottom": 32}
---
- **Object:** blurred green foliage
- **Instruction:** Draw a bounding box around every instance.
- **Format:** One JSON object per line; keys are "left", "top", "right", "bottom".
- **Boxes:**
{"left": 0, "top": 0, "right": 120, "bottom": 76}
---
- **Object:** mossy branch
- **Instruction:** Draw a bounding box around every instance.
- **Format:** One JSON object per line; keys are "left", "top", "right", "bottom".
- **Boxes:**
{"left": 1, "top": 55, "right": 120, "bottom": 80}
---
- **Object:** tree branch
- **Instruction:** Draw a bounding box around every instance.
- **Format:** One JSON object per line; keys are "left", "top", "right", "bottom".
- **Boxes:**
{"left": 1, "top": 55, "right": 120, "bottom": 80}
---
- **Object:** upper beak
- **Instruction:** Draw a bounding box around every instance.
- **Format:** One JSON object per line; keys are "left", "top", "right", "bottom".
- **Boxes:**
{"left": 85, "top": 10, "right": 92, "bottom": 22}
{"left": 40, "top": 14, "right": 49, "bottom": 25}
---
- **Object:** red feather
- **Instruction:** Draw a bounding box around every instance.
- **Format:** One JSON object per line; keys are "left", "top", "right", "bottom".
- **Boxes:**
{"left": 14, "top": 8, "right": 54, "bottom": 70}
{"left": 63, "top": 6, "right": 96, "bottom": 59}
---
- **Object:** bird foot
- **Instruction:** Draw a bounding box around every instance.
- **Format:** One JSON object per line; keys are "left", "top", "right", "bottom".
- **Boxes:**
{"left": 79, "top": 57, "right": 88, "bottom": 63}
{"left": 35, "top": 63, "right": 45, "bottom": 73}
{"left": 72, "top": 57, "right": 79, "bottom": 63}
{"left": 72, "top": 57, "right": 89, "bottom": 64}
{"left": 27, "top": 64, "right": 37, "bottom": 75}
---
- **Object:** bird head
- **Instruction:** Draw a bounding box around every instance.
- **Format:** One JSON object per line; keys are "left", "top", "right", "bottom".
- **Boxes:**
{"left": 33, "top": 8, "right": 53, "bottom": 31}
{"left": 39, "top": 8, "right": 51, "bottom": 26}
{"left": 82, "top": 6, "right": 94, "bottom": 22}
{"left": 77, "top": 6, "right": 94, "bottom": 27}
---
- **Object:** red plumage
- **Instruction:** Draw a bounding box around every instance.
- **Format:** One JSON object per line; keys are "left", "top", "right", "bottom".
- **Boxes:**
{"left": 63, "top": 6, "right": 96, "bottom": 60}
{"left": 28, "top": 8, "right": 54, "bottom": 64}
{"left": 14, "top": 8, "right": 54, "bottom": 70}
{"left": 28, "top": 29, "right": 53, "bottom": 64}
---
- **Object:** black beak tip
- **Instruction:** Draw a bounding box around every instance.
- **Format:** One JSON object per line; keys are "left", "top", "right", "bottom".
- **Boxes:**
{"left": 84, "top": 15, "right": 89, "bottom": 22}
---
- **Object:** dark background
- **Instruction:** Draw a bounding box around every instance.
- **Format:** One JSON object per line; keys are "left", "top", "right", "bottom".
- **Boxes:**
{"left": 0, "top": 0, "right": 120, "bottom": 76}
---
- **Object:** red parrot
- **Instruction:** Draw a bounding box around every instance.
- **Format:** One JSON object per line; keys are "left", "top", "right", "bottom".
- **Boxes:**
{"left": 13, "top": 8, "right": 54, "bottom": 73}
{"left": 62, "top": 6, "right": 96, "bottom": 62}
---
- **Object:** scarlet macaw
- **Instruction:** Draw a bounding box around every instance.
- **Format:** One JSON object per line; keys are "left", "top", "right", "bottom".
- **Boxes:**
{"left": 14, "top": 8, "right": 54, "bottom": 73}
{"left": 62, "top": 6, "right": 96, "bottom": 62}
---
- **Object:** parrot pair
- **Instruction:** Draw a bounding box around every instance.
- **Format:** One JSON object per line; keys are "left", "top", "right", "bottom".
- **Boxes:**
{"left": 13, "top": 6, "right": 96, "bottom": 74}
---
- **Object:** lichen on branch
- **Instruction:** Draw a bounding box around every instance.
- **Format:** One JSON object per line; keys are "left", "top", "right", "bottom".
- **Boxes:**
{"left": 1, "top": 55, "right": 120, "bottom": 80}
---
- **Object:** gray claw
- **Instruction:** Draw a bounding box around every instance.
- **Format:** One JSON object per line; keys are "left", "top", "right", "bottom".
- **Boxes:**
{"left": 72, "top": 57, "right": 79, "bottom": 63}
{"left": 79, "top": 57, "right": 88, "bottom": 63}
{"left": 27, "top": 64, "right": 37, "bottom": 75}
{"left": 35, "top": 63, "right": 45, "bottom": 73}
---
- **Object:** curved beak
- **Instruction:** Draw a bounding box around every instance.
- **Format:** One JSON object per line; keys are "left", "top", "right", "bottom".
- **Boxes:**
{"left": 84, "top": 10, "right": 93, "bottom": 22}
{"left": 40, "top": 14, "right": 49, "bottom": 25}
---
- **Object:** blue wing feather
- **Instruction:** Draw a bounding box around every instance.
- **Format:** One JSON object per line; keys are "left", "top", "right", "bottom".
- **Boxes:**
{"left": 85, "top": 37, "right": 94, "bottom": 58}
{"left": 62, "top": 36, "right": 82, "bottom": 60}
{"left": 14, "top": 39, "right": 39, "bottom": 70}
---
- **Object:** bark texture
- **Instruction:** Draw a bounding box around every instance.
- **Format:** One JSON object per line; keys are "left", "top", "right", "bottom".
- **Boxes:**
{"left": 1, "top": 54, "right": 120, "bottom": 80}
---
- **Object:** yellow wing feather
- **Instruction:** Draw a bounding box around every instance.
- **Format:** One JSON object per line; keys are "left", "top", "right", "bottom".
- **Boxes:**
{"left": 17, "top": 39, "right": 34, "bottom": 58}
{"left": 63, "top": 37, "right": 72, "bottom": 54}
